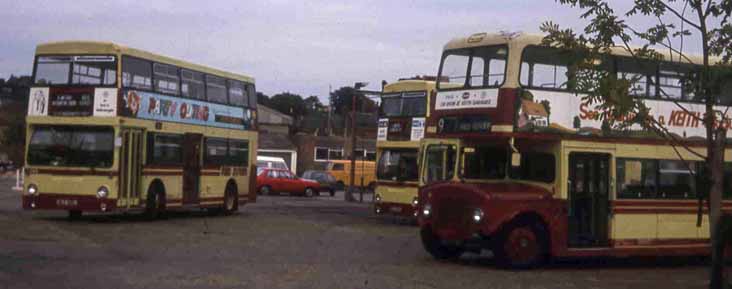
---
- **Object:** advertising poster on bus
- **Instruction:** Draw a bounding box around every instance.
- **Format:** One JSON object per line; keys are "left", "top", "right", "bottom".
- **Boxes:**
{"left": 120, "top": 90, "right": 252, "bottom": 130}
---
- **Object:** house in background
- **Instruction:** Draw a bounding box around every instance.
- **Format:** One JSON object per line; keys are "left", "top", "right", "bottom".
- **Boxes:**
{"left": 257, "top": 105, "right": 298, "bottom": 172}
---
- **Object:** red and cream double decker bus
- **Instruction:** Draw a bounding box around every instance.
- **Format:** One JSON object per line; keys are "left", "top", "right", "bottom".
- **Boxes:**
{"left": 374, "top": 79, "right": 433, "bottom": 218}
{"left": 417, "top": 32, "right": 732, "bottom": 267}
{"left": 22, "top": 41, "right": 258, "bottom": 219}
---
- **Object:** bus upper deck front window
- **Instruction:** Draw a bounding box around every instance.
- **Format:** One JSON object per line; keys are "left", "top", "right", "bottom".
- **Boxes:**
{"left": 438, "top": 45, "right": 508, "bottom": 89}
{"left": 380, "top": 92, "right": 427, "bottom": 118}
{"left": 34, "top": 55, "right": 116, "bottom": 86}
{"left": 424, "top": 145, "right": 457, "bottom": 184}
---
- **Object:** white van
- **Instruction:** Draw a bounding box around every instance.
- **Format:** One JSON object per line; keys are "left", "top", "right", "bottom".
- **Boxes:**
{"left": 256, "top": 156, "right": 289, "bottom": 175}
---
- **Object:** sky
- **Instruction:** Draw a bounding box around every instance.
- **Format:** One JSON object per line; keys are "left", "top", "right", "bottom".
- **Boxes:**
{"left": 0, "top": 0, "right": 706, "bottom": 104}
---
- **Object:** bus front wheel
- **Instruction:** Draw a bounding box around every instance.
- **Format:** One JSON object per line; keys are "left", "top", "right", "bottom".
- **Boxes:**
{"left": 493, "top": 219, "right": 548, "bottom": 269}
{"left": 223, "top": 185, "right": 238, "bottom": 215}
{"left": 420, "top": 226, "right": 464, "bottom": 260}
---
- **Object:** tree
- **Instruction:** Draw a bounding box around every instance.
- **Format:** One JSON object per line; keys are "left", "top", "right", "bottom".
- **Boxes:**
{"left": 268, "top": 92, "right": 307, "bottom": 120}
{"left": 257, "top": 92, "right": 270, "bottom": 106}
{"left": 329, "top": 86, "right": 377, "bottom": 115}
{"left": 303, "top": 95, "right": 326, "bottom": 113}
{"left": 545, "top": 1, "right": 732, "bottom": 287}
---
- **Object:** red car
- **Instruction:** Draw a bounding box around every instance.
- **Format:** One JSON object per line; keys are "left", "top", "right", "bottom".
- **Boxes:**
{"left": 257, "top": 168, "right": 320, "bottom": 197}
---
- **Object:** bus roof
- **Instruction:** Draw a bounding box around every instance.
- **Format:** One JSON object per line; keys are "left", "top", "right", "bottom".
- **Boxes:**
{"left": 383, "top": 80, "right": 436, "bottom": 94}
{"left": 35, "top": 41, "right": 255, "bottom": 83}
{"left": 443, "top": 32, "right": 715, "bottom": 66}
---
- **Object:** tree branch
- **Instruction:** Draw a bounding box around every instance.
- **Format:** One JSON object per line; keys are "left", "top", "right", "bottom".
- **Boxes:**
{"left": 660, "top": 1, "right": 703, "bottom": 31}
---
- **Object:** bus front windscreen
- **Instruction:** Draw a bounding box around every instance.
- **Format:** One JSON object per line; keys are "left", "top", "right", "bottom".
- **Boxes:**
{"left": 377, "top": 149, "right": 418, "bottom": 182}
{"left": 27, "top": 126, "right": 115, "bottom": 168}
{"left": 423, "top": 144, "right": 457, "bottom": 184}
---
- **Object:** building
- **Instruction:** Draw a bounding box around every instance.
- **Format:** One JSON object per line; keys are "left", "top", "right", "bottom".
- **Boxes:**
{"left": 256, "top": 105, "right": 298, "bottom": 172}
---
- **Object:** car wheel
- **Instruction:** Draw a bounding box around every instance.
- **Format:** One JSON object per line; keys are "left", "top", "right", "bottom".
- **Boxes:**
{"left": 493, "top": 219, "right": 548, "bottom": 269}
{"left": 304, "top": 187, "right": 314, "bottom": 198}
{"left": 329, "top": 189, "right": 335, "bottom": 197}
{"left": 259, "top": 185, "right": 272, "bottom": 196}
{"left": 420, "top": 226, "right": 464, "bottom": 260}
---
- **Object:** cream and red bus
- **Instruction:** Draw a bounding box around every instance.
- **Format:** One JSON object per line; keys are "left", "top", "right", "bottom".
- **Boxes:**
{"left": 374, "top": 79, "right": 433, "bottom": 218}
{"left": 416, "top": 32, "right": 732, "bottom": 267}
{"left": 22, "top": 41, "right": 258, "bottom": 219}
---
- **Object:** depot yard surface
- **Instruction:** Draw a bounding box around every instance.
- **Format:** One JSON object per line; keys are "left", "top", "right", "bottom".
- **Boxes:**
{"left": 0, "top": 177, "right": 710, "bottom": 289}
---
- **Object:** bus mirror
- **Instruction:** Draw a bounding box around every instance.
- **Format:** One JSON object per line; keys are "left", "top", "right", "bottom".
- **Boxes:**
{"left": 511, "top": 152, "right": 521, "bottom": 167}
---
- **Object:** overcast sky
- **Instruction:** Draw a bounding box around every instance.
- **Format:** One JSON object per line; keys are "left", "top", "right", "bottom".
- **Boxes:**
{"left": 0, "top": 0, "right": 704, "bottom": 103}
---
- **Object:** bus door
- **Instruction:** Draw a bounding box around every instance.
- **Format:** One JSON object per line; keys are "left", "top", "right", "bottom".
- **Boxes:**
{"left": 568, "top": 152, "right": 610, "bottom": 248}
{"left": 119, "top": 128, "right": 143, "bottom": 209}
{"left": 182, "top": 133, "right": 202, "bottom": 205}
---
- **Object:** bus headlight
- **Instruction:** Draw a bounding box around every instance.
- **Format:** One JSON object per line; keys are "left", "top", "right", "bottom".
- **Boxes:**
{"left": 473, "top": 208, "right": 484, "bottom": 223}
{"left": 375, "top": 194, "right": 381, "bottom": 203}
{"left": 412, "top": 197, "right": 418, "bottom": 207}
{"left": 96, "top": 186, "right": 109, "bottom": 199}
{"left": 27, "top": 184, "right": 38, "bottom": 195}
{"left": 422, "top": 204, "right": 432, "bottom": 217}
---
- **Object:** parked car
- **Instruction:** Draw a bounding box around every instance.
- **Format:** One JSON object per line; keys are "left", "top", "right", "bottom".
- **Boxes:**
{"left": 256, "top": 168, "right": 320, "bottom": 197}
{"left": 256, "top": 156, "right": 289, "bottom": 175}
{"left": 301, "top": 170, "right": 338, "bottom": 196}
{"left": 0, "top": 160, "right": 15, "bottom": 173}
{"left": 326, "top": 160, "right": 377, "bottom": 191}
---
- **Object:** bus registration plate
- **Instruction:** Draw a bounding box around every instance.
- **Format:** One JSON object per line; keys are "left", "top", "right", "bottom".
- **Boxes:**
{"left": 56, "top": 199, "right": 78, "bottom": 207}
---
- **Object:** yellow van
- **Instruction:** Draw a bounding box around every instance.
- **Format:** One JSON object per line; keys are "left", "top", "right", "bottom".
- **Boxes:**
{"left": 326, "top": 160, "right": 376, "bottom": 190}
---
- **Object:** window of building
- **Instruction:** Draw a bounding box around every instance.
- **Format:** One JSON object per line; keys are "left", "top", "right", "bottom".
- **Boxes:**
{"left": 122, "top": 56, "right": 152, "bottom": 90}
{"left": 315, "top": 147, "right": 344, "bottom": 162}
{"left": 181, "top": 69, "right": 205, "bottom": 100}
{"left": 153, "top": 63, "right": 179, "bottom": 95}
{"left": 206, "top": 75, "right": 227, "bottom": 103}
{"left": 147, "top": 133, "right": 182, "bottom": 165}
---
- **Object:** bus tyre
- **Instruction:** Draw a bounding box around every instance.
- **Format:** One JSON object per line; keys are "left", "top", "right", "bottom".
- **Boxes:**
{"left": 420, "top": 226, "right": 464, "bottom": 260}
{"left": 259, "top": 185, "right": 272, "bottom": 196}
{"left": 67, "top": 210, "right": 82, "bottom": 221}
{"left": 223, "top": 188, "right": 237, "bottom": 215}
{"left": 145, "top": 188, "right": 164, "bottom": 220}
{"left": 304, "top": 187, "right": 315, "bottom": 198}
{"left": 494, "top": 219, "right": 548, "bottom": 269}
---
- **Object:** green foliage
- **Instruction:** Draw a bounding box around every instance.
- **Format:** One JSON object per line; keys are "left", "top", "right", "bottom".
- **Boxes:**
{"left": 329, "top": 86, "right": 377, "bottom": 115}
{"left": 268, "top": 92, "right": 308, "bottom": 119}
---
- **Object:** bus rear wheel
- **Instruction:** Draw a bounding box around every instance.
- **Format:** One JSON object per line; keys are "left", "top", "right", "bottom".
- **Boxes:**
{"left": 223, "top": 187, "right": 238, "bottom": 215}
{"left": 420, "top": 226, "right": 464, "bottom": 260}
{"left": 145, "top": 186, "right": 165, "bottom": 220}
{"left": 494, "top": 219, "right": 548, "bottom": 269}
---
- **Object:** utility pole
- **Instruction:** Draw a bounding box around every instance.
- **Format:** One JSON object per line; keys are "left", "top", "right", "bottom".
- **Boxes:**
{"left": 346, "top": 82, "right": 368, "bottom": 202}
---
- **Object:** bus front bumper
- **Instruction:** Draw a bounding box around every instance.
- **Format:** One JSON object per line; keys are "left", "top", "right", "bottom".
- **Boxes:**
{"left": 23, "top": 194, "right": 117, "bottom": 212}
{"left": 374, "top": 201, "right": 417, "bottom": 217}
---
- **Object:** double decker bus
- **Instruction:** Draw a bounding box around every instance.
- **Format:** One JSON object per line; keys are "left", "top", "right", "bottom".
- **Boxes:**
{"left": 374, "top": 79, "right": 433, "bottom": 218}
{"left": 417, "top": 32, "right": 732, "bottom": 267}
{"left": 22, "top": 41, "right": 258, "bottom": 219}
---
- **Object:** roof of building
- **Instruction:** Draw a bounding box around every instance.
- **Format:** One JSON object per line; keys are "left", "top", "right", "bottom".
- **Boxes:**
{"left": 259, "top": 132, "right": 296, "bottom": 150}
{"left": 257, "top": 105, "right": 293, "bottom": 126}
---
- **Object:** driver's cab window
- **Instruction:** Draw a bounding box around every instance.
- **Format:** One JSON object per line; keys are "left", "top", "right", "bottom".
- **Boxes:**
{"left": 424, "top": 144, "right": 457, "bottom": 183}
